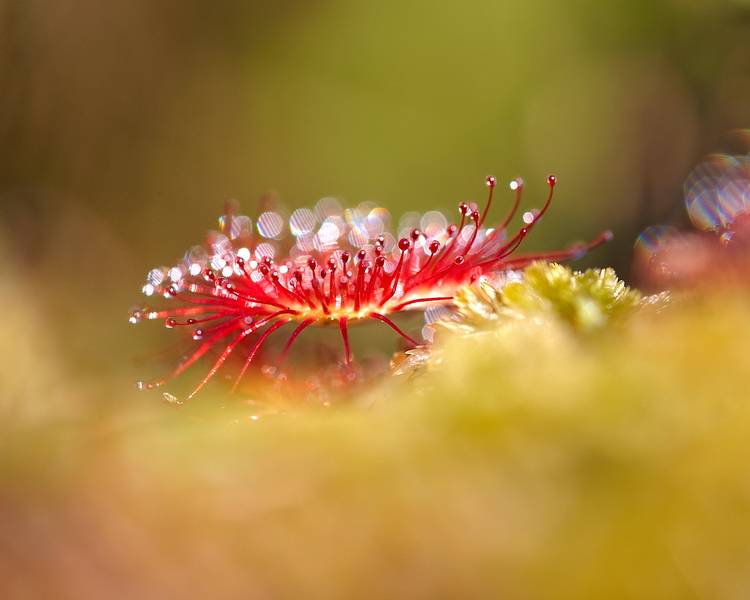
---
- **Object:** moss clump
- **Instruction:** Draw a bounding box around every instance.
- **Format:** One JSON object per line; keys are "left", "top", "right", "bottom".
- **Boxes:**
{"left": 446, "top": 261, "right": 645, "bottom": 335}
{"left": 3, "top": 263, "right": 750, "bottom": 600}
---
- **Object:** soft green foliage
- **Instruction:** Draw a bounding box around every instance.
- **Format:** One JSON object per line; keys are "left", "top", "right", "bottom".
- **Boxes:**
{"left": 398, "top": 290, "right": 750, "bottom": 599}
{"left": 396, "top": 262, "right": 649, "bottom": 379}
{"left": 2, "top": 267, "right": 750, "bottom": 599}
{"left": 447, "top": 261, "right": 645, "bottom": 335}
{"left": 392, "top": 261, "right": 655, "bottom": 379}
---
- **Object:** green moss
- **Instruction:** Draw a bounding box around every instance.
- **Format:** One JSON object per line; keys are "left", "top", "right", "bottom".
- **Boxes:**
{"left": 447, "top": 261, "right": 645, "bottom": 335}
{"left": 3, "top": 266, "right": 750, "bottom": 599}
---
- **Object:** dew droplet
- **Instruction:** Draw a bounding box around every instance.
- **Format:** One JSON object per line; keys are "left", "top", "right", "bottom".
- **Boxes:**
{"left": 165, "top": 317, "right": 177, "bottom": 328}
{"left": 486, "top": 175, "right": 497, "bottom": 187}
{"left": 685, "top": 156, "right": 750, "bottom": 232}
{"left": 168, "top": 267, "right": 183, "bottom": 282}
{"left": 289, "top": 208, "right": 316, "bottom": 237}
{"left": 420, "top": 211, "right": 448, "bottom": 238}
{"left": 257, "top": 211, "right": 285, "bottom": 239}
{"left": 313, "top": 197, "right": 342, "bottom": 222}
{"left": 237, "top": 247, "right": 251, "bottom": 261}
{"left": 162, "top": 393, "right": 182, "bottom": 405}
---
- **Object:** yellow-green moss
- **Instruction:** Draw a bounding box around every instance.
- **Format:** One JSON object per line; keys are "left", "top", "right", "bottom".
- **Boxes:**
{"left": 447, "top": 261, "right": 645, "bottom": 335}
{"left": 2, "top": 266, "right": 749, "bottom": 600}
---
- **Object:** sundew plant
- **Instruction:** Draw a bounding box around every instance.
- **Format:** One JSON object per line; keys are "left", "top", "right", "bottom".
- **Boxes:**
{"left": 131, "top": 175, "right": 610, "bottom": 401}
{"left": 116, "top": 149, "right": 750, "bottom": 599}
{"left": 118, "top": 144, "right": 750, "bottom": 600}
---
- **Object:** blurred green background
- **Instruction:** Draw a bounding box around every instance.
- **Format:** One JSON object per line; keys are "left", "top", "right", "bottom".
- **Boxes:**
{"left": 2, "top": 0, "right": 750, "bottom": 391}
{"left": 5, "top": 3, "right": 750, "bottom": 598}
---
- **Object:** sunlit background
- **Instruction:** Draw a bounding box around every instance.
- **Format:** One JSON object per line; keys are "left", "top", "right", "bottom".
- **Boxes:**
{"left": 3, "top": 1, "right": 750, "bottom": 596}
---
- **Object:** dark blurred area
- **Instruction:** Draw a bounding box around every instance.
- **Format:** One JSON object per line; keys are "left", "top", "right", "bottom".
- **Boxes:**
{"left": 2, "top": 0, "right": 750, "bottom": 386}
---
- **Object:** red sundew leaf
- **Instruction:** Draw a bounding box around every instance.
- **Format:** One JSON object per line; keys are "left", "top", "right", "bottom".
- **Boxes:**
{"left": 131, "top": 176, "right": 610, "bottom": 402}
